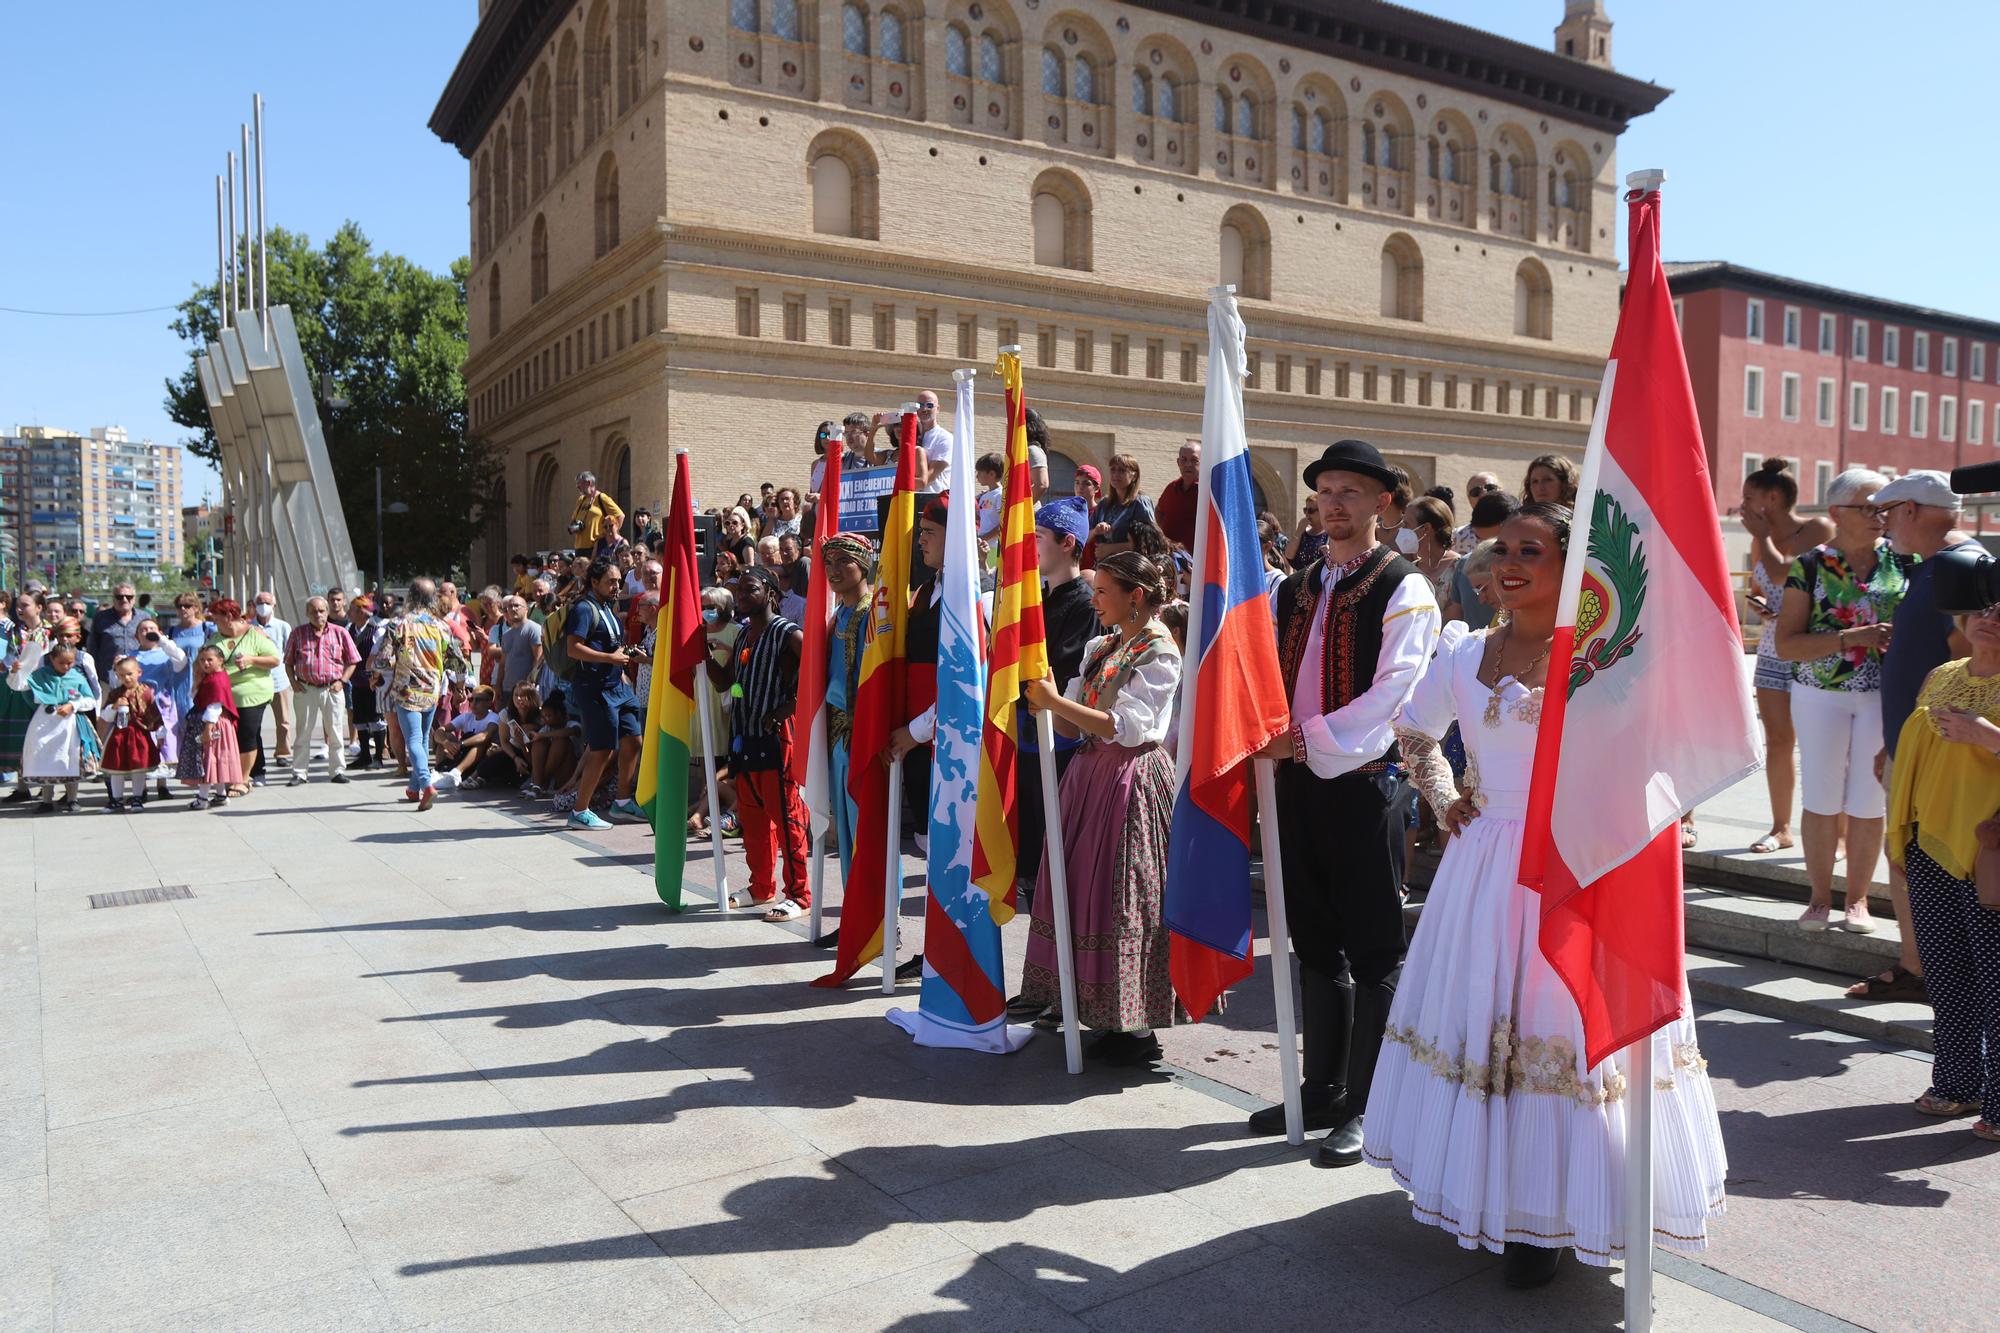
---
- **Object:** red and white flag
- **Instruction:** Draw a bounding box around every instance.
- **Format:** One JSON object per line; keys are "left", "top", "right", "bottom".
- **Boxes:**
{"left": 1519, "top": 174, "right": 1761, "bottom": 1068}
{"left": 793, "top": 446, "right": 842, "bottom": 837}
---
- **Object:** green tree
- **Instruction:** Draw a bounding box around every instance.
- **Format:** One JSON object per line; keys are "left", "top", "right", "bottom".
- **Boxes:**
{"left": 163, "top": 223, "right": 498, "bottom": 583}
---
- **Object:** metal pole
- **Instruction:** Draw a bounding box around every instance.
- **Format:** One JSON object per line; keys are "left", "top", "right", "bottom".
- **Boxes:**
{"left": 240, "top": 124, "right": 253, "bottom": 327}
{"left": 254, "top": 94, "right": 269, "bottom": 339}
{"left": 224, "top": 154, "right": 237, "bottom": 320}
{"left": 1035, "top": 712, "right": 1082, "bottom": 1074}
{"left": 1625, "top": 1039, "right": 1656, "bottom": 1331}
{"left": 881, "top": 763, "right": 903, "bottom": 994}
{"left": 374, "top": 467, "right": 384, "bottom": 590}
{"left": 214, "top": 176, "right": 228, "bottom": 330}
{"left": 808, "top": 803, "right": 827, "bottom": 940}
{"left": 1254, "top": 756, "right": 1306, "bottom": 1146}
{"left": 695, "top": 669, "right": 731, "bottom": 911}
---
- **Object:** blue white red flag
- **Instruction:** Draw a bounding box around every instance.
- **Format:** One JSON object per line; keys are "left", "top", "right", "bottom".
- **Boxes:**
{"left": 1164, "top": 287, "right": 1294, "bottom": 1021}
{"left": 887, "top": 370, "right": 1031, "bottom": 1053}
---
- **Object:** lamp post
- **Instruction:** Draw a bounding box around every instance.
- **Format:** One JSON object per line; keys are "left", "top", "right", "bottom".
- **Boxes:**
{"left": 374, "top": 466, "right": 408, "bottom": 592}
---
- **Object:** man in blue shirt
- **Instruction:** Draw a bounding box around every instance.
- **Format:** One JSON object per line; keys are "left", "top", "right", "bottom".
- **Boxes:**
{"left": 563, "top": 556, "right": 645, "bottom": 831}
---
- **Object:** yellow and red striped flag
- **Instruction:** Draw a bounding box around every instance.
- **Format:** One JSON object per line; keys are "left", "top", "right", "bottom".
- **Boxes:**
{"left": 971, "top": 350, "right": 1049, "bottom": 922}
{"left": 636, "top": 450, "right": 706, "bottom": 910}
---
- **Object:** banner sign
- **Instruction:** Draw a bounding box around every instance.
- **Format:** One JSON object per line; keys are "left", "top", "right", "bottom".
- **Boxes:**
{"left": 840, "top": 467, "right": 896, "bottom": 533}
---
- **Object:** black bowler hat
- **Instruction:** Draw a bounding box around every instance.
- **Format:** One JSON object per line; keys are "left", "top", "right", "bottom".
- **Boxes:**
{"left": 1303, "top": 438, "right": 1398, "bottom": 489}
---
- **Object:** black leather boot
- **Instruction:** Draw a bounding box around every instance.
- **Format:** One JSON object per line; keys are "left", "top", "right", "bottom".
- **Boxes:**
{"left": 1502, "top": 1242, "right": 1564, "bottom": 1288}
{"left": 1249, "top": 969, "right": 1352, "bottom": 1135}
{"left": 1316, "top": 977, "right": 1392, "bottom": 1166}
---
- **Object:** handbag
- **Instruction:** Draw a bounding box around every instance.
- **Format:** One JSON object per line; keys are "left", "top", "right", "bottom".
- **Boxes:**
{"left": 1976, "top": 812, "right": 2000, "bottom": 911}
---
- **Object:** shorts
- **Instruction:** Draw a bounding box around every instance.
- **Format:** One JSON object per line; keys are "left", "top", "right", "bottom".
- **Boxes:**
{"left": 1753, "top": 649, "right": 1792, "bottom": 693}
{"left": 572, "top": 679, "right": 642, "bottom": 751}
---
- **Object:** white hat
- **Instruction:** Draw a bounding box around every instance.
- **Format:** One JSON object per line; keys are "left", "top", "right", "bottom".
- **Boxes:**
{"left": 1869, "top": 471, "right": 1959, "bottom": 511}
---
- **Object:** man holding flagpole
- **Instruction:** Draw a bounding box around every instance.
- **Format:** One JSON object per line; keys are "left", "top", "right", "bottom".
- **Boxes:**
{"left": 1254, "top": 438, "right": 1438, "bottom": 1168}
{"left": 1364, "top": 172, "right": 1740, "bottom": 1304}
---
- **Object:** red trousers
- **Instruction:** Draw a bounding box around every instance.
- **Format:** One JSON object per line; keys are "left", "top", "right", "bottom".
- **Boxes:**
{"left": 739, "top": 745, "right": 810, "bottom": 906}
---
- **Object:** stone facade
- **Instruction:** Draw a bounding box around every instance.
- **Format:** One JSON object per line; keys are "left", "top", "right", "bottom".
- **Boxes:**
{"left": 433, "top": 0, "right": 1666, "bottom": 582}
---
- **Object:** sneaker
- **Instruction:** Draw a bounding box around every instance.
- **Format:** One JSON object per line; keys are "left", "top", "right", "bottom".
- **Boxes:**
{"left": 611, "top": 798, "right": 644, "bottom": 822}
{"left": 128, "top": 800, "right": 146, "bottom": 812}
{"left": 720, "top": 811, "right": 741, "bottom": 838}
{"left": 34, "top": 800, "right": 54, "bottom": 814}
{"left": 5, "top": 788, "right": 33, "bottom": 804}
{"left": 330, "top": 773, "right": 350, "bottom": 785}
{"left": 1798, "top": 904, "right": 1832, "bottom": 932}
{"left": 288, "top": 771, "right": 307, "bottom": 787}
{"left": 58, "top": 799, "right": 77, "bottom": 814}
{"left": 252, "top": 774, "right": 268, "bottom": 788}
{"left": 461, "top": 774, "right": 486, "bottom": 790}
{"left": 433, "top": 770, "right": 461, "bottom": 792}
{"left": 567, "top": 809, "right": 611, "bottom": 830}
{"left": 188, "top": 795, "right": 211, "bottom": 811}
{"left": 520, "top": 782, "right": 545, "bottom": 799}
{"left": 103, "top": 798, "right": 126, "bottom": 814}
{"left": 1839, "top": 903, "right": 1877, "bottom": 934}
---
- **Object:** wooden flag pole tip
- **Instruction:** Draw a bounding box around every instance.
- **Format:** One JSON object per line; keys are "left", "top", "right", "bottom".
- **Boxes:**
{"left": 998, "top": 344, "right": 1022, "bottom": 355}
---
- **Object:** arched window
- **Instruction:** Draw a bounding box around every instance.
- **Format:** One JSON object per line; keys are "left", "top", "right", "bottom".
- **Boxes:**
{"left": 1515, "top": 259, "right": 1553, "bottom": 339}
{"left": 1379, "top": 126, "right": 1398, "bottom": 170}
{"left": 490, "top": 124, "right": 508, "bottom": 233}
{"left": 555, "top": 32, "right": 579, "bottom": 172}
{"left": 530, "top": 215, "right": 549, "bottom": 303}
{"left": 842, "top": 2, "right": 868, "bottom": 55}
{"left": 1213, "top": 88, "right": 1229, "bottom": 132}
{"left": 1380, "top": 234, "right": 1423, "bottom": 321}
{"left": 1131, "top": 69, "right": 1151, "bottom": 115}
{"left": 606, "top": 439, "right": 633, "bottom": 520}
{"left": 1071, "top": 55, "right": 1095, "bottom": 105}
{"left": 1361, "top": 121, "right": 1375, "bottom": 166}
{"left": 1312, "top": 109, "right": 1332, "bottom": 154}
{"left": 530, "top": 66, "right": 551, "bottom": 196}
{"left": 593, "top": 152, "right": 620, "bottom": 258}
{"left": 946, "top": 23, "right": 970, "bottom": 76}
{"left": 617, "top": 0, "right": 644, "bottom": 114}
{"left": 1029, "top": 170, "right": 1091, "bottom": 270}
{"left": 1157, "top": 76, "right": 1178, "bottom": 122}
{"left": 1041, "top": 46, "right": 1063, "bottom": 98}
{"left": 529, "top": 455, "right": 560, "bottom": 551}
{"left": 476, "top": 151, "right": 492, "bottom": 259}
{"left": 731, "top": 0, "right": 757, "bottom": 31}
{"left": 771, "top": 0, "right": 799, "bottom": 41}
{"left": 1426, "top": 137, "right": 1440, "bottom": 180}
{"left": 881, "top": 8, "right": 906, "bottom": 63}
{"left": 509, "top": 102, "right": 528, "bottom": 219}
{"left": 1219, "top": 204, "right": 1271, "bottom": 299}
{"left": 807, "top": 130, "right": 880, "bottom": 240}
{"left": 978, "top": 32, "right": 1002, "bottom": 82}
{"left": 1290, "top": 104, "right": 1307, "bottom": 151}
{"left": 487, "top": 264, "right": 501, "bottom": 339}
{"left": 584, "top": 0, "right": 612, "bottom": 142}
{"left": 1235, "top": 94, "right": 1255, "bottom": 138}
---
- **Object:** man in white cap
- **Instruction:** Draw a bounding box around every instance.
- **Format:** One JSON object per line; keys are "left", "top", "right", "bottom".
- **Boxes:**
{"left": 1851, "top": 471, "right": 1982, "bottom": 1003}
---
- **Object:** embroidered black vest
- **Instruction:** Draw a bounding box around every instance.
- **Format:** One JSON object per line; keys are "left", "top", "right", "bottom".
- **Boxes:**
{"left": 1275, "top": 544, "right": 1416, "bottom": 763}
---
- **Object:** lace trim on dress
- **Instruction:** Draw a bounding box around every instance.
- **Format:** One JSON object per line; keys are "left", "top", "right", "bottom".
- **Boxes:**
{"left": 1393, "top": 723, "right": 1460, "bottom": 822}
{"left": 1383, "top": 1019, "right": 1707, "bottom": 1106}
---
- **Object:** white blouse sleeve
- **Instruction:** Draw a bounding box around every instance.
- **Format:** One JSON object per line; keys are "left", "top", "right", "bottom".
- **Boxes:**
{"left": 160, "top": 638, "right": 188, "bottom": 670}
{"left": 201, "top": 703, "right": 224, "bottom": 724}
{"left": 1394, "top": 620, "right": 1471, "bottom": 742}
{"left": 1105, "top": 649, "right": 1182, "bottom": 746}
{"left": 1298, "top": 572, "right": 1441, "bottom": 779}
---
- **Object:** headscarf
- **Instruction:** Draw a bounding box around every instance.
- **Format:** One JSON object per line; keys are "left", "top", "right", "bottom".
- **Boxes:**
{"left": 1035, "top": 496, "right": 1090, "bottom": 549}
{"left": 821, "top": 532, "right": 876, "bottom": 571}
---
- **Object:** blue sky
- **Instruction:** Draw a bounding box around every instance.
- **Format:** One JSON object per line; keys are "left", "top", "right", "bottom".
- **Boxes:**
{"left": 3, "top": 2, "right": 1993, "bottom": 508}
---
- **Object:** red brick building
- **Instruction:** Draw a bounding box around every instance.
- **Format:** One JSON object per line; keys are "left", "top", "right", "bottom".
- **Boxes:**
{"left": 1666, "top": 261, "right": 2000, "bottom": 532}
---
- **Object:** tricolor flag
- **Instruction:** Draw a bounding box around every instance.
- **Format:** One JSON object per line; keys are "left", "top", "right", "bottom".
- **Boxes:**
{"left": 793, "top": 443, "right": 843, "bottom": 840}
{"left": 1519, "top": 175, "right": 1761, "bottom": 1067}
{"left": 970, "top": 350, "right": 1049, "bottom": 919}
{"left": 636, "top": 451, "right": 707, "bottom": 911}
{"left": 813, "top": 413, "right": 921, "bottom": 988}
{"left": 888, "top": 370, "right": 1027, "bottom": 1053}
{"left": 1164, "top": 287, "right": 1293, "bottom": 1021}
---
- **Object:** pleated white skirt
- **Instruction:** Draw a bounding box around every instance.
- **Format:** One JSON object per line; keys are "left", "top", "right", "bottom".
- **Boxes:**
{"left": 1361, "top": 803, "right": 1728, "bottom": 1265}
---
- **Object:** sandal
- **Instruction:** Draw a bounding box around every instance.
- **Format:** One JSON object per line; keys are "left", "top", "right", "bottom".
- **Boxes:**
{"left": 729, "top": 893, "right": 775, "bottom": 911}
{"left": 1031, "top": 1010, "right": 1066, "bottom": 1032}
{"left": 1915, "top": 1090, "right": 1981, "bottom": 1118}
{"left": 1974, "top": 1122, "right": 2000, "bottom": 1143}
{"left": 1845, "top": 966, "right": 1927, "bottom": 1003}
{"left": 1747, "top": 832, "right": 1793, "bottom": 854}
{"left": 761, "top": 900, "right": 805, "bottom": 923}
{"left": 1680, "top": 815, "right": 1699, "bottom": 850}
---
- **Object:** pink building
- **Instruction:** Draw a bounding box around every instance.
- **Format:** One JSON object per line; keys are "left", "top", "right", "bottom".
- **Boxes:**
{"left": 1667, "top": 262, "right": 2000, "bottom": 532}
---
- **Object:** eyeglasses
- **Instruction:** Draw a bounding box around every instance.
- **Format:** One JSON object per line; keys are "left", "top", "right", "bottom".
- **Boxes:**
{"left": 1829, "top": 504, "right": 1884, "bottom": 519}
{"left": 114, "top": 593, "right": 133, "bottom": 601}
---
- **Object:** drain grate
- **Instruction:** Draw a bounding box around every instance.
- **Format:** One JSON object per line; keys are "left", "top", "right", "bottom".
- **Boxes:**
{"left": 88, "top": 885, "right": 194, "bottom": 910}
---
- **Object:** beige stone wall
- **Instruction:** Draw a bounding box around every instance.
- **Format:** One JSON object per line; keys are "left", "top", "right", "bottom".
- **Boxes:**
{"left": 458, "top": 0, "right": 1626, "bottom": 571}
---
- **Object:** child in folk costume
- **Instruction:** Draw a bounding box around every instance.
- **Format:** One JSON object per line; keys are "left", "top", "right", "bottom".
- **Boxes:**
{"left": 176, "top": 646, "right": 245, "bottom": 809}
{"left": 97, "top": 656, "right": 164, "bottom": 812}
{"left": 0, "top": 595, "right": 53, "bottom": 802}
{"left": 1020, "top": 552, "right": 1187, "bottom": 1067}
{"left": 9, "top": 640, "right": 98, "bottom": 813}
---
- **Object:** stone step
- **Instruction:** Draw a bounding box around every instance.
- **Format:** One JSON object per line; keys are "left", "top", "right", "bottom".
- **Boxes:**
{"left": 1682, "top": 844, "right": 1891, "bottom": 907}
{"left": 1685, "top": 883, "right": 1902, "bottom": 980}
{"left": 1686, "top": 947, "right": 1933, "bottom": 1053}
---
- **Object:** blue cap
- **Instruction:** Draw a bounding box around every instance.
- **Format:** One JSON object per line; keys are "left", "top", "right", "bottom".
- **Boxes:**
{"left": 1036, "top": 496, "right": 1090, "bottom": 548}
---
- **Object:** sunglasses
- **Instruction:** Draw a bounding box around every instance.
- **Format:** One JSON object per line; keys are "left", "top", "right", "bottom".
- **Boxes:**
{"left": 114, "top": 594, "right": 134, "bottom": 601}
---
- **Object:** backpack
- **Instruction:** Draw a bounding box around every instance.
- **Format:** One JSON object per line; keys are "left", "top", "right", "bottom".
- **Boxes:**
{"left": 543, "top": 597, "right": 605, "bottom": 682}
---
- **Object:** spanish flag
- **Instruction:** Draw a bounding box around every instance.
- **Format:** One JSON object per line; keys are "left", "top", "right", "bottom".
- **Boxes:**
{"left": 971, "top": 351, "right": 1048, "bottom": 920}
{"left": 814, "top": 413, "right": 922, "bottom": 986}
{"left": 636, "top": 450, "right": 705, "bottom": 910}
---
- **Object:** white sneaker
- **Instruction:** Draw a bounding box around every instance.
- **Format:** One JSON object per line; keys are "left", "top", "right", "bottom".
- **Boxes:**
{"left": 433, "top": 771, "right": 461, "bottom": 792}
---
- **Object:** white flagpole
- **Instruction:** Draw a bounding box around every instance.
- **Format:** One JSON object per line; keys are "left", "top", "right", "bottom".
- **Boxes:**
{"left": 882, "top": 763, "right": 903, "bottom": 993}
{"left": 1253, "top": 757, "right": 1305, "bottom": 1145}
{"left": 1625, "top": 1038, "right": 1656, "bottom": 1330}
{"left": 808, "top": 704, "right": 829, "bottom": 940}
{"left": 1035, "top": 712, "right": 1083, "bottom": 1074}
{"left": 694, "top": 668, "right": 731, "bottom": 912}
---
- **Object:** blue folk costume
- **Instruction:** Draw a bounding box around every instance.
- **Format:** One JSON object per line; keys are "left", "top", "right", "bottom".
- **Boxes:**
{"left": 13, "top": 660, "right": 100, "bottom": 783}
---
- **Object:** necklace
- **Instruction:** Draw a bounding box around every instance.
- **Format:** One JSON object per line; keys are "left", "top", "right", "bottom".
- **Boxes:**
{"left": 1481, "top": 624, "right": 1552, "bottom": 728}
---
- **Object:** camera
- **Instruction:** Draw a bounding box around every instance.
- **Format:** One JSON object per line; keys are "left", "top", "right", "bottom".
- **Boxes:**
{"left": 144, "top": 631, "right": 161, "bottom": 643}
{"left": 567, "top": 520, "right": 584, "bottom": 534}
{"left": 1931, "top": 543, "right": 2000, "bottom": 614}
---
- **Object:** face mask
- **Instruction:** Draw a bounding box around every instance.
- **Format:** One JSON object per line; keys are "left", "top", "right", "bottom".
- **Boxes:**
{"left": 255, "top": 604, "right": 273, "bottom": 620}
{"left": 527, "top": 567, "right": 541, "bottom": 578}
{"left": 1395, "top": 528, "right": 1422, "bottom": 556}
{"left": 702, "top": 608, "right": 722, "bottom": 625}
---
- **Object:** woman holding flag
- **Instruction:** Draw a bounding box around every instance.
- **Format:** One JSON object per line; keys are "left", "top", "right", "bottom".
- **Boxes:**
{"left": 1362, "top": 502, "right": 1728, "bottom": 1287}
{"left": 1021, "top": 551, "right": 1185, "bottom": 1066}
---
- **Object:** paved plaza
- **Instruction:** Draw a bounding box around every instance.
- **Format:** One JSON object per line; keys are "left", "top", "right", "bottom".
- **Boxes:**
{"left": 2, "top": 769, "right": 1993, "bottom": 1332}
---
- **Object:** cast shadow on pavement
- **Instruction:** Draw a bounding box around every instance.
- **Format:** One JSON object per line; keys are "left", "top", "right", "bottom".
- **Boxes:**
{"left": 1717, "top": 1100, "right": 1986, "bottom": 1209}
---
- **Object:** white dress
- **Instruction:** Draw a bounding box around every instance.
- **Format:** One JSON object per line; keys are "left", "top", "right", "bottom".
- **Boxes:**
{"left": 1362, "top": 623, "right": 1728, "bottom": 1265}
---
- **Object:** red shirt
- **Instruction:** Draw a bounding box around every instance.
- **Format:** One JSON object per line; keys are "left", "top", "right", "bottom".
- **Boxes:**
{"left": 1155, "top": 476, "right": 1199, "bottom": 549}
